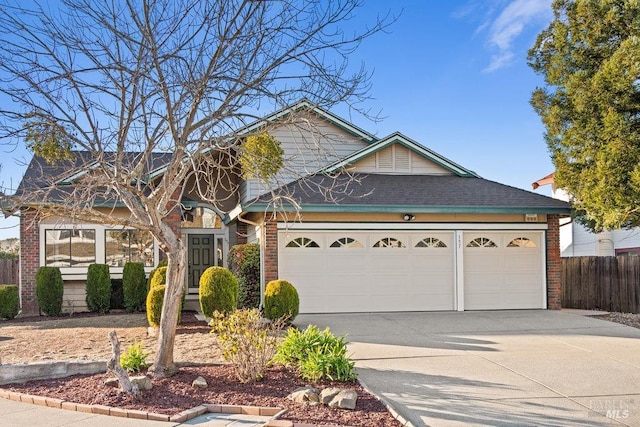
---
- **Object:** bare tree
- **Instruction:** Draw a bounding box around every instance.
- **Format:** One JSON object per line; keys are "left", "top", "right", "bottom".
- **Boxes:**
{"left": 0, "top": 0, "right": 391, "bottom": 376}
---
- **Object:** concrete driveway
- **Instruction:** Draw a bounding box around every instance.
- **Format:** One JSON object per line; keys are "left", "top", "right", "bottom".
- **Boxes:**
{"left": 294, "top": 310, "right": 640, "bottom": 427}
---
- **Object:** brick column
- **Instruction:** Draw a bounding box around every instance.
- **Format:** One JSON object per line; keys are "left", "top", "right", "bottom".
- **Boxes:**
{"left": 263, "top": 219, "right": 278, "bottom": 284}
{"left": 20, "top": 208, "right": 40, "bottom": 315}
{"left": 546, "top": 214, "right": 562, "bottom": 309}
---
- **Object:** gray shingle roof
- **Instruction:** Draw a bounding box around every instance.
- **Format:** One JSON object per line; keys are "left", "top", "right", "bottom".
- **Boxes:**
{"left": 252, "top": 173, "right": 570, "bottom": 213}
{"left": 15, "top": 151, "right": 173, "bottom": 197}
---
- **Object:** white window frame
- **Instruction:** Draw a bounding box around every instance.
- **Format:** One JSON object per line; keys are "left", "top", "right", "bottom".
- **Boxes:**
{"left": 40, "top": 223, "right": 160, "bottom": 280}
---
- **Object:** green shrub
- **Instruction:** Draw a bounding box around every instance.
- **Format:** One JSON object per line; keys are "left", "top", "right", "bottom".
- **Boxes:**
{"left": 228, "top": 243, "right": 260, "bottom": 309}
{"left": 147, "top": 260, "right": 168, "bottom": 289}
{"left": 149, "top": 266, "right": 168, "bottom": 289}
{"left": 86, "top": 264, "right": 111, "bottom": 314}
{"left": 146, "top": 284, "right": 165, "bottom": 327}
{"left": 146, "top": 283, "right": 183, "bottom": 327}
{"left": 273, "top": 325, "right": 356, "bottom": 382}
{"left": 210, "top": 308, "right": 285, "bottom": 383}
{"left": 120, "top": 340, "right": 150, "bottom": 373}
{"left": 199, "top": 267, "right": 238, "bottom": 317}
{"left": 264, "top": 280, "right": 299, "bottom": 321}
{"left": 35, "top": 266, "right": 64, "bottom": 316}
{"left": 110, "top": 279, "right": 125, "bottom": 310}
{"left": 123, "top": 262, "right": 146, "bottom": 312}
{"left": 0, "top": 285, "right": 19, "bottom": 319}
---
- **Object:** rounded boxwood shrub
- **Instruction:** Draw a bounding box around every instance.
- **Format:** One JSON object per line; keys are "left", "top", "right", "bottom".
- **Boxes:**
{"left": 146, "top": 284, "right": 165, "bottom": 327}
{"left": 0, "top": 284, "right": 19, "bottom": 319}
{"left": 149, "top": 266, "right": 168, "bottom": 289}
{"left": 86, "top": 263, "right": 111, "bottom": 314}
{"left": 147, "top": 260, "right": 168, "bottom": 289}
{"left": 145, "top": 283, "right": 183, "bottom": 327}
{"left": 199, "top": 266, "right": 238, "bottom": 317}
{"left": 35, "top": 266, "right": 64, "bottom": 316}
{"left": 123, "top": 262, "right": 146, "bottom": 312}
{"left": 228, "top": 243, "right": 260, "bottom": 309}
{"left": 264, "top": 279, "right": 299, "bottom": 321}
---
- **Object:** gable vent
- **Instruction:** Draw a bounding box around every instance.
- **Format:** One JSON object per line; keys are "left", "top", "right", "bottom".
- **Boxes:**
{"left": 394, "top": 146, "right": 410, "bottom": 172}
{"left": 377, "top": 148, "right": 393, "bottom": 171}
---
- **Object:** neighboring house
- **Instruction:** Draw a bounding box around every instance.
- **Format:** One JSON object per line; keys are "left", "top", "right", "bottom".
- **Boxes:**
{"left": 533, "top": 173, "right": 640, "bottom": 257}
{"left": 14, "top": 100, "right": 570, "bottom": 315}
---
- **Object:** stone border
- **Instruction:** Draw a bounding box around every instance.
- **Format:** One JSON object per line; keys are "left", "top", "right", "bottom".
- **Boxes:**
{"left": 0, "top": 388, "right": 283, "bottom": 423}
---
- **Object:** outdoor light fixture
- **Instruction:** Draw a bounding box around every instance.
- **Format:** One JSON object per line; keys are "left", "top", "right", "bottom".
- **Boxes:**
{"left": 403, "top": 214, "right": 416, "bottom": 222}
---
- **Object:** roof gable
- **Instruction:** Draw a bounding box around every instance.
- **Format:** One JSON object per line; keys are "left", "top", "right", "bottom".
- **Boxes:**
{"left": 236, "top": 99, "right": 377, "bottom": 143}
{"left": 323, "top": 132, "right": 479, "bottom": 177}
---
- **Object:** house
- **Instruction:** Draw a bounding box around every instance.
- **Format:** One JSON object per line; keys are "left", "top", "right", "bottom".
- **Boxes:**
{"left": 14, "top": 100, "right": 570, "bottom": 315}
{"left": 533, "top": 173, "right": 640, "bottom": 257}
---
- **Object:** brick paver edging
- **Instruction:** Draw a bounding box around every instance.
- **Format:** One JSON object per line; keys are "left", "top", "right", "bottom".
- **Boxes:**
{"left": 0, "top": 388, "right": 283, "bottom": 423}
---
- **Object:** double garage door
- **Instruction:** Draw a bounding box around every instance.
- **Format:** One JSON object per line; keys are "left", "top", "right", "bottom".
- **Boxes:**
{"left": 278, "top": 229, "right": 545, "bottom": 313}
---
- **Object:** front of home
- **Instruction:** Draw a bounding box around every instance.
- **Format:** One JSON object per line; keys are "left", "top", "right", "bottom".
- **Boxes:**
{"left": 15, "top": 101, "right": 570, "bottom": 315}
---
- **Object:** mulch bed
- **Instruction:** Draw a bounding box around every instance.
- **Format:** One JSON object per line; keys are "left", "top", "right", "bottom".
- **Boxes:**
{"left": 1, "top": 311, "right": 401, "bottom": 426}
{"left": 2, "top": 365, "right": 401, "bottom": 426}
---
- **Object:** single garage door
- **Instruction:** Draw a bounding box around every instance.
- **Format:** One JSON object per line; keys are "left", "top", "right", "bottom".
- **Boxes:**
{"left": 463, "top": 232, "right": 544, "bottom": 310}
{"left": 278, "top": 230, "right": 455, "bottom": 313}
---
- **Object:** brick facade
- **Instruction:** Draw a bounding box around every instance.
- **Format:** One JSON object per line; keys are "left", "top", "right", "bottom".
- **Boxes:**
{"left": 263, "top": 219, "right": 278, "bottom": 284}
{"left": 546, "top": 214, "right": 562, "bottom": 309}
{"left": 236, "top": 221, "right": 248, "bottom": 245}
{"left": 20, "top": 209, "right": 40, "bottom": 315}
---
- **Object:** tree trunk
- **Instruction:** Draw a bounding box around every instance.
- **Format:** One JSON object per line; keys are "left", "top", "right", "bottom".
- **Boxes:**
{"left": 149, "top": 243, "right": 186, "bottom": 378}
{"left": 107, "top": 330, "right": 139, "bottom": 395}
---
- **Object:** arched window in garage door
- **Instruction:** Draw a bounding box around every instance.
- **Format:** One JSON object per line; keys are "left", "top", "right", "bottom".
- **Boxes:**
{"left": 415, "top": 237, "right": 447, "bottom": 248}
{"left": 286, "top": 237, "right": 320, "bottom": 248}
{"left": 466, "top": 237, "right": 497, "bottom": 248}
{"left": 373, "top": 237, "right": 405, "bottom": 248}
{"left": 507, "top": 237, "right": 537, "bottom": 248}
{"left": 329, "top": 237, "right": 364, "bottom": 248}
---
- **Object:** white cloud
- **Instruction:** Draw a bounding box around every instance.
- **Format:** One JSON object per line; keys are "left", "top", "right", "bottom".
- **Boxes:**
{"left": 482, "top": 0, "right": 552, "bottom": 72}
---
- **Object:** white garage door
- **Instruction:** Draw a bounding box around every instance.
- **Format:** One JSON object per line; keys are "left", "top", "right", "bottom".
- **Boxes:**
{"left": 278, "top": 231, "right": 456, "bottom": 313}
{"left": 463, "top": 232, "right": 545, "bottom": 310}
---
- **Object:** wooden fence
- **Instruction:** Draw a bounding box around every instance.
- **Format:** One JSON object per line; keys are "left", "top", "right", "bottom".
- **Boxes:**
{"left": 562, "top": 256, "right": 640, "bottom": 313}
{"left": 0, "top": 258, "right": 18, "bottom": 285}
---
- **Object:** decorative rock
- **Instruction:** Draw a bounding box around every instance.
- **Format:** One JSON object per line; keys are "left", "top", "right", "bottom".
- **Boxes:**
{"left": 104, "top": 378, "right": 119, "bottom": 388}
{"left": 192, "top": 376, "right": 208, "bottom": 389}
{"left": 319, "top": 387, "right": 342, "bottom": 405}
{"left": 287, "top": 386, "right": 320, "bottom": 403}
{"left": 328, "top": 389, "right": 358, "bottom": 410}
{"left": 130, "top": 375, "right": 153, "bottom": 391}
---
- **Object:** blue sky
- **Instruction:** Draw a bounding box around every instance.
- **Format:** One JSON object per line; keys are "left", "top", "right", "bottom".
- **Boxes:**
{"left": 0, "top": 0, "right": 555, "bottom": 239}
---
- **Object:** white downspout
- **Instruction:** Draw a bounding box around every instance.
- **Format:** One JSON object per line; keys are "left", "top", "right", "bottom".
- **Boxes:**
{"left": 237, "top": 213, "right": 266, "bottom": 310}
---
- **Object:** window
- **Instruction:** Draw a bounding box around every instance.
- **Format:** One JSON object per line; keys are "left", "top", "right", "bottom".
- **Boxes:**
{"left": 507, "top": 237, "right": 537, "bottom": 248}
{"left": 415, "top": 237, "right": 447, "bottom": 248}
{"left": 330, "top": 237, "right": 363, "bottom": 248}
{"left": 373, "top": 237, "right": 405, "bottom": 248}
{"left": 105, "top": 229, "right": 154, "bottom": 266}
{"left": 45, "top": 229, "right": 96, "bottom": 267}
{"left": 466, "top": 237, "right": 497, "bottom": 248}
{"left": 286, "top": 237, "right": 320, "bottom": 248}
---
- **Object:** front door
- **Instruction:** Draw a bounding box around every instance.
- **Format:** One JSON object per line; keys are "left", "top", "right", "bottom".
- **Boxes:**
{"left": 188, "top": 234, "right": 216, "bottom": 294}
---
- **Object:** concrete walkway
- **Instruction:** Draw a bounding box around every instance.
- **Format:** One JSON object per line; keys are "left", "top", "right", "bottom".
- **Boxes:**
{"left": 295, "top": 310, "right": 640, "bottom": 427}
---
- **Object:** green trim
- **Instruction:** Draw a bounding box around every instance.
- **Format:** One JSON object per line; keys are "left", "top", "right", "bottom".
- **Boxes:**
{"left": 242, "top": 203, "right": 571, "bottom": 215}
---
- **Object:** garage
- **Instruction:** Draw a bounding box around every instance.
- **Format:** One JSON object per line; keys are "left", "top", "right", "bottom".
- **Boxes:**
{"left": 278, "top": 230, "right": 456, "bottom": 313}
{"left": 463, "top": 231, "right": 545, "bottom": 310}
{"left": 278, "top": 228, "right": 546, "bottom": 313}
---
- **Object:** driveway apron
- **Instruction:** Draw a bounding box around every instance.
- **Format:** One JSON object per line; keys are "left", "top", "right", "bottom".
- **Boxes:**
{"left": 294, "top": 310, "right": 640, "bottom": 427}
